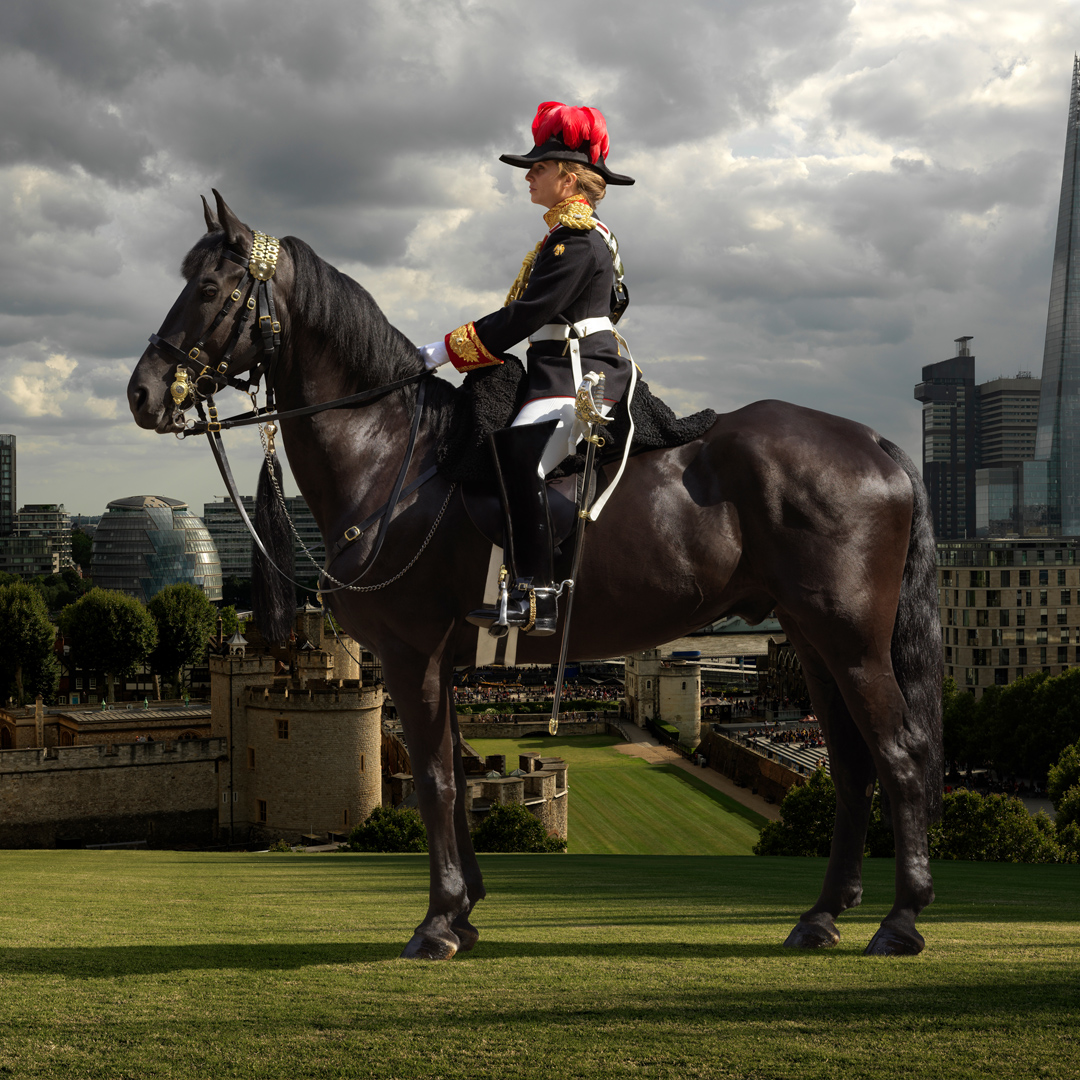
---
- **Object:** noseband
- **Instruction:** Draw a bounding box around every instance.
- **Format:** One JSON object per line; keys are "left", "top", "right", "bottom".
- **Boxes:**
{"left": 148, "top": 230, "right": 282, "bottom": 430}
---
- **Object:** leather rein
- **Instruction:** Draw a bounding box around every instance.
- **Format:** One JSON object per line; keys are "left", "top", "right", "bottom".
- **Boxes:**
{"left": 146, "top": 232, "right": 441, "bottom": 596}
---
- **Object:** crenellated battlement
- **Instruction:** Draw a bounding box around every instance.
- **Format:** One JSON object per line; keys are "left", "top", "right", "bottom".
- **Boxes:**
{"left": 0, "top": 738, "right": 228, "bottom": 775}
{"left": 243, "top": 682, "right": 382, "bottom": 711}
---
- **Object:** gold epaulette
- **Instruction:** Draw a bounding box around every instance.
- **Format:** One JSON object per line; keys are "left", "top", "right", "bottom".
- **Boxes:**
{"left": 543, "top": 195, "right": 596, "bottom": 231}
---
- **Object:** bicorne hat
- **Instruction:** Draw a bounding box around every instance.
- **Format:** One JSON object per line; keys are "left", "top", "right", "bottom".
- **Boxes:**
{"left": 500, "top": 102, "right": 635, "bottom": 186}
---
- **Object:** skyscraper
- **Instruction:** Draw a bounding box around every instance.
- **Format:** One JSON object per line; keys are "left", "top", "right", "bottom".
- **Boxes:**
{"left": 0, "top": 435, "right": 14, "bottom": 537}
{"left": 1029, "top": 55, "right": 1080, "bottom": 536}
{"left": 914, "top": 338, "right": 976, "bottom": 539}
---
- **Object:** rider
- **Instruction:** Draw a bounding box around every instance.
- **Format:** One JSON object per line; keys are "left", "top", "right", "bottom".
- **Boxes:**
{"left": 419, "top": 101, "right": 635, "bottom": 637}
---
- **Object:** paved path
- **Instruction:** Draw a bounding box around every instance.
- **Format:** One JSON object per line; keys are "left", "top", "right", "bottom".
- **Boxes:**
{"left": 612, "top": 722, "right": 781, "bottom": 822}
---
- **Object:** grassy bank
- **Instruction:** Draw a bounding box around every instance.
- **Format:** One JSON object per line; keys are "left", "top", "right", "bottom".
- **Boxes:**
{"left": 0, "top": 851, "right": 1076, "bottom": 1078}
{"left": 467, "top": 734, "right": 766, "bottom": 855}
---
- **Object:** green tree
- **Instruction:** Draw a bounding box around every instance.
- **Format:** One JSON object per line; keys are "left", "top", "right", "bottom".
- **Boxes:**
{"left": 470, "top": 802, "right": 566, "bottom": 853}
{"left": 70, "top": 528, "right": 92, "bottom": 571}
{"left": 753, "top": 769, "right": 894, "bottom": 858}
{"left": 59, "top": 589, "right": 157, "bottom": 702}
{"left": 927, "top": 789, "right": 1066, "bottom": 863}
{"left": 30, "top": 567, "right": 91, "bottom": 613}
{"left": 754, "top": 768, "right": 837, "bottom": 856}
{"left": 942, "top": 676, "right": 979, "bottom": 765}
{"left": 346, "top": 806, "right": 428, "bottom": 852}
{"left": 1047, "top": 741, "right": 1080, "bottom": 810}
{"left": 0, "top": 583, "right": 60, "bottom": 705}
{"left": 147, "top": 584, "right": 216, "bottom": 697}
{"left": 218, "top": 604, "right": 241, "bottom": 637}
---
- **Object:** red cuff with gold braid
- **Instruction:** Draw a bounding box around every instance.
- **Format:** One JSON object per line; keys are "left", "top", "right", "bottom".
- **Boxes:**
{"left": 445, "top": 322, "right": 503, "bottom": 372}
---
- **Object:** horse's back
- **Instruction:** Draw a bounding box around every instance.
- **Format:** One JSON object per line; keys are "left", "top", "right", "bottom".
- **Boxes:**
{"left": 689, "top": 398, "right": 914, "bottom": 525}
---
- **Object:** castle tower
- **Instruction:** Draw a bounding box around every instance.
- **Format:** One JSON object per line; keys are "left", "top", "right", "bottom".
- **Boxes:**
{"left": 210, "top": 610, "right": 383, "bottom": 845}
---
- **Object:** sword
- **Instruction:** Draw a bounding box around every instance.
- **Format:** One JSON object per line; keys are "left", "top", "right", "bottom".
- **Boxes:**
{"left": 549, "top": 373, "right": 610, "bottom": 735}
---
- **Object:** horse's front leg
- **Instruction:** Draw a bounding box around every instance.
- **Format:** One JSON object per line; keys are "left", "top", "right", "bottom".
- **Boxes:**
{"left": 382, "top": 646, "right": 471, "bottom": 960}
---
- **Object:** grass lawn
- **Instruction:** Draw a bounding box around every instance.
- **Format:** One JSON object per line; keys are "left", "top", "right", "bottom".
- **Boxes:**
{"left": 0, "top": 851, "right": 1076, "bottom": 1079}
{"left": 467, "top": 734, "right": 766, "bottom": 855}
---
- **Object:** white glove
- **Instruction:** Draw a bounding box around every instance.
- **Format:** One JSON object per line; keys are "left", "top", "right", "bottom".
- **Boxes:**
{"left": 418, "top": 341, "right": 450, "bottom": 370}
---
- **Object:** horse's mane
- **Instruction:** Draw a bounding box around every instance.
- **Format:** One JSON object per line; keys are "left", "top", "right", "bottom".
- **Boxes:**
{"left": 282, "top": 236, "right": 423, "bottom": 389}
{"left": 180, "top": 230, "right": 457, "bottom": 433}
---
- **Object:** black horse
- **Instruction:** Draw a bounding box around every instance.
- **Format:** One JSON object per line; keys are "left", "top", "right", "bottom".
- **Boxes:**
{"left": 128, "top": 192, "right": 942, "bottom": 959}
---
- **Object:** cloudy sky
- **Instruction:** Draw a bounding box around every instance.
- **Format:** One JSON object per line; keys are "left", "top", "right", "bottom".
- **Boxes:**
{"left": 2, "top": 0, "right": 1079, "bottom": 519}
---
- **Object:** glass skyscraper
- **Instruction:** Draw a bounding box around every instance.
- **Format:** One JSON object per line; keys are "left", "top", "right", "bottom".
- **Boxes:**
{"left": 1030, "top": 55, "right": 1080, "bottom": 536}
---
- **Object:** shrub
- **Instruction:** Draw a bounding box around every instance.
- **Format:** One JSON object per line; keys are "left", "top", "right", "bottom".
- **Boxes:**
{"left": 1055, "top": 785, "right": 1080, "bottom": 833}
{"left": 346, "top": 806, "right": 427, "bottom": 853}
{"left": 754, "top": 768, "right": 836, "bottom": 856}
{"left": 1047, "top": 740, "right": 1080, "bottom": 810}
{"left": 927, "top": 790, "right": 1067, "bottom": 863}
{"left": 471, "top": 802, "right": 566, "bottom": 853}
{"left": 753, "top": 769, "right": 896, "bottom": 860}
{"left": 267, "top": 838, "right": 294, "bottom": 852}
{"left": 1058, "top": 820, "right": 1080, "bottom": 862}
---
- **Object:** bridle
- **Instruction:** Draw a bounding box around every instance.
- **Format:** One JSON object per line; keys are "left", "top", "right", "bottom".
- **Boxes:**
{"left": 149, "top": 231, "right": 283, "bottom": 433}
{"left": 145, "top": 230, "right": 444, "bottom": 596}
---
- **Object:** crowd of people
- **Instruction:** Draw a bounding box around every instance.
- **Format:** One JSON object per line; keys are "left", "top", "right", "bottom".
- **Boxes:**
{"left": 454, "top": 681, "right": 623, "bottom": 707}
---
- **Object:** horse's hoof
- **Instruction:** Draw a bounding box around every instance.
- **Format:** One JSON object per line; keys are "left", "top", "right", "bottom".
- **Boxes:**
{"left": 451, "top": 918, "right": 480, "bottom": 952}
{"left": 864, "top": 922, "right": 925, "bottom": 957}
{"left": 784, "top": 916, "right": 840, "bottom": 949}
{"left": 400, "top": 933, "right": 458, "bottom": 961}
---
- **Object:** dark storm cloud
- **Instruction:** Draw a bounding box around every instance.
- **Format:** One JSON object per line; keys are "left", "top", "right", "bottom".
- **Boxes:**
{"left": 0, "top": 0, "right": 1077, "bottom": 513}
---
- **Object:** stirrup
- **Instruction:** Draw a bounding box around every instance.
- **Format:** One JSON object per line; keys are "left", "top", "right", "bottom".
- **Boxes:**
{"left": 466, "top": 581, "right": 558, "bottom": 637}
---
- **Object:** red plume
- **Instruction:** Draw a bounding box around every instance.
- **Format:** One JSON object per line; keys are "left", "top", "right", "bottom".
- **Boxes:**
{"left": 531, "top": 102, "right": 610, "bottom": 164}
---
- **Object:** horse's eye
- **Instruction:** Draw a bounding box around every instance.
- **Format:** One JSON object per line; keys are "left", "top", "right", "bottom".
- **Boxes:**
{"left": 201, "top": 283, "right": 218, "bottom": 299}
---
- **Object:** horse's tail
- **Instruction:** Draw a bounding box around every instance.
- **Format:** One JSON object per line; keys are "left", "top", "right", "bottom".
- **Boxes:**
{"left": 878, "top": 437, "right": 943, "bottom": 822}
{"left": 251, "top": 454, "right": 297, "bottom": 644}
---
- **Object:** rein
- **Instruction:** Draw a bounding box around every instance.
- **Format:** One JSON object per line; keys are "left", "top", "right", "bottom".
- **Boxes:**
{"left": 147, "top": 231, "right": 446, "bottom": 596}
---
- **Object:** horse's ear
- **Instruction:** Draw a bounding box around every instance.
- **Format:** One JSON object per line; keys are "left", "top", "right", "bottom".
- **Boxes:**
{"left": 212, "top": 189, "right": 249, "bottom": 252}
{"left": 201, "top": 194, "right": 220, "bottom": 234}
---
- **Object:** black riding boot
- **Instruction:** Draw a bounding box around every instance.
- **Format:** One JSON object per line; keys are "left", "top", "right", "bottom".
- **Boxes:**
{"left": 467, "top": 421, "right": 559, "bottom": 637}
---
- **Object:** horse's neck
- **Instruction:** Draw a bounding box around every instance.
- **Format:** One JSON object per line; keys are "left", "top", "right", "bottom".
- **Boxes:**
{"left": 273, "top": 336, "right": 435, "bottom": 544}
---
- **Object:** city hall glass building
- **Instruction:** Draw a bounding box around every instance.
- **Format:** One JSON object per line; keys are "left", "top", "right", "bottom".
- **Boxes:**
{"left": 91, "top": 496, "right": 222, "bottom": 603}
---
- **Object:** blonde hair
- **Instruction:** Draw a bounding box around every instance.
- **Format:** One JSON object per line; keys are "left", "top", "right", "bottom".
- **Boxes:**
{"left": 557, "top": 161, "right": 606, "bottom": 208}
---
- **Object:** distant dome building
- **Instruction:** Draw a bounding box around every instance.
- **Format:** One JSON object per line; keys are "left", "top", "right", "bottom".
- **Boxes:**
{"left": 91, "top": 496, "right": 222, "bottom": 602}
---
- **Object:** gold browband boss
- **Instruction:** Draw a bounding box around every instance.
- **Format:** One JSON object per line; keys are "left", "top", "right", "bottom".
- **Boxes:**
{"left": 249, "top": 231, "right": 280, "bottom": 280}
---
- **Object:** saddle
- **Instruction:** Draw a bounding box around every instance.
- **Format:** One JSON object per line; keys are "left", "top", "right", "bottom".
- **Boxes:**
{"left": 461, "top": 471, "right": 602, "bottom": 552}
{"left": 436, "top": 354, "right": 718, "bottom": 492}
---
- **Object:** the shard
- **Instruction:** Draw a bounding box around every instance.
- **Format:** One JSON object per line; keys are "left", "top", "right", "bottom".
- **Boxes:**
{"left": 1029, "top": 55, "right": 1080, "bottom": 535}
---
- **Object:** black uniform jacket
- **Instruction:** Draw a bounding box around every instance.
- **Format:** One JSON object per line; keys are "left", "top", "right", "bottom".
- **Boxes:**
{"left": 444, "top": 219, "right": 631, "bottom": 404}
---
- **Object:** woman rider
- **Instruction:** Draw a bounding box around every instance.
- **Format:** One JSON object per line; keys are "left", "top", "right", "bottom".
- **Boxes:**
{"left": 420, "top": 102, "right": 635, "bottom": 637}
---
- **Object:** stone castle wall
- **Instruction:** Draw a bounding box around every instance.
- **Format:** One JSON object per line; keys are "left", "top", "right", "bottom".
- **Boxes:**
{"left": 697, "top": 730, "right": 804, "bottom": 804}
{"left": 0, "top": 738, "right": 227, "bottom": 848}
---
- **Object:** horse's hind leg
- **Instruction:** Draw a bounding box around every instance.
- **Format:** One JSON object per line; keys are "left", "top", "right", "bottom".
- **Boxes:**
{"left": 781, "top": 627, "right": 933, "bottom": 955}
{"left": 783, "top": 652, "right": 877, "bottom": 949}
{"left": 448, "top": 694, "right": 485, "bottom": 951}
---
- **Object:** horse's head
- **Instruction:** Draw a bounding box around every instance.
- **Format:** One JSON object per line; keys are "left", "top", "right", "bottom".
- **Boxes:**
{"left": 127, "top": 190, "right": 292, "bottom": 433}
